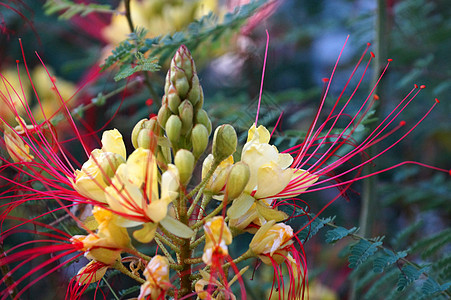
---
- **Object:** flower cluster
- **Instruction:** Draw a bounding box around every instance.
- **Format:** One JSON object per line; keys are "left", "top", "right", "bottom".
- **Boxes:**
{"left": 0, "top": 41, "right": 447, "bottom": 300}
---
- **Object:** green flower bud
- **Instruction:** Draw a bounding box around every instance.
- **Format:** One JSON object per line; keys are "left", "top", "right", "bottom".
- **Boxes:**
{"left": 167, "top": 85, "right": 181, "bottom": 114}
{"left": 164, "top": 71, "right": 171, "bottom": 95}
{"left": 136, "top": 129, "right": 154, "bottom": 149}
{"left": 195, "top": 109, "right": 212, "bottom": 134}
{"left": 174, "top": 149, "right": 195, "bottom": 185}
{"left": 165, "top": 115, "right": 182, "bottom": 146}
{"left": 186, "top": 75, "right": 200, "bottom": 106}
{"left": 191, "top": 124, "right": 209, "bottom": 158}
{"left": 131, "top": 119, "right": 147, "bottom": 149}
{"left": 226, "top": 162, "right": 250, "bottom": 200}
{"left": 212, "top": 124, "right": 237, "bottom": 162}
{"left": 173, "top": 45, "right": 195, "bottom": 80}
{"left": 194, "top": 86, "right": 204, "bottom": 110}
{"left": 170, "top": 66, "right": 189, "bottom": 99}
{"left": 131, "top": 117, "right": 159, "bottom": 149}
{"left": 178, "top": 100, "right": 193, "bottom": 134}
{"left": 157, "top": 104, "right": 172, "bottom": 129}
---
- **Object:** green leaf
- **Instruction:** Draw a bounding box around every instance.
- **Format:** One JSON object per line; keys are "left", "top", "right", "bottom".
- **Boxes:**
{"left": 412, "top": 228, "right": 451, "bottom": 259}
{"left": 325, "top": 226, "right": 359, "bottom": 243}
{"left": 373, "top": 249, "right": 408, "bottom": 273}
{"left": 421, "top": 278, "right": 451, "bottom": 296}
{"left": 114, "top": 53, "right": 160, "bottom": 81}
{"left": 298, "top": 216, "right": 335, "bottom": 243}
{"left": 44, "top": 0, "right": 113, "bottom": 20}
{"left": 348, "top": 239, "right": 382, "bottom": 269}
{"left": 397, "top": 265, "right": 428, "bottom": 291}
{"left": 103, "top": 0, "right": 266, "bottom": 69}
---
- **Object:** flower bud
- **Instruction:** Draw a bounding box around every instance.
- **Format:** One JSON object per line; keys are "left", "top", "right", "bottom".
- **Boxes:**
{"left": 3, "top": 126, "right": 33, "bottom": 163}
{"left": 157, "top": 104, "right": 172, "bottom": 129}
{"left": 195, "top": 109, "right": 212, "bottom": 134}
{"left": 170, "top": 66, "right": 189, "bottom": 99}
{"left": 178, "top": 100, "right": 193, "bottom": 134}
{"left": 249, "top": 220, "right": 294, "bottom": 265}
{"left": 226, "top": 162, "right": 250, "bottom": 200}
{"left": 212, "top": 124, "right": 237, "bottom": 162}
{"left": 173, "top": 44, "right": 195, "bottom": 80}
{"left": 202, "top": 154, "right": 233, "bottom": 194}
{"left": 186, "top": 75, "right": 201, "bottom": 106}
{"left": 131, "top": 118, "right": 159, "bottom": 149}
{"left": 131, "top": 119, "right": 147, "bottom": 149}
{"left": 191, "top": 124, "right": 209, "bottom": 158}
{"left": 194, "top": 87, "right": 204, "bottom": 110}
{"left": 165, "top": 115, "right": 182, "bottom": 146}
{"left": 136, "top": 129, "right": 156, "bottom": 150}
{"left": 174, "top": 149, "right": 195, "bottom": 185}
{"left": 167, "top": 84, "right": 181, "bottom": 113}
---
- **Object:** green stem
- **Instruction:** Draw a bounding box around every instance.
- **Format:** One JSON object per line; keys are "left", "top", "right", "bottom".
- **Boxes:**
{"left": 187, "top": 190, "right": 210, "bottom": 220}
{"left": 221, "top": 249, "right": 254, "bottom": 269}
{"left": 102, "top": 277, "right": 120, "bottom": 300}
{"left": 155, "top": 231, "right": 181, "bottom": 252}
{"left": 154, "top": 237, "right": 176, "bottom": 264}
{"left": 184, "top": 257, "right": 204, "bottom": 265}
{"left": 190, "top": 235, "right": 206, "bottom": 250}
{"left": 352, "top": 0, "right": 387, "bottom": 298}
{"left": 124, "top": 0, "right": 135, "bottom": 32}
{"left": 123, "top": 0, "right": 158, "bottom": 99}
{"left": 186, "top": 161, "right": 220, "bottom": 200}
{"left": 191, "top": 201, "right": 225, "bottom": 230}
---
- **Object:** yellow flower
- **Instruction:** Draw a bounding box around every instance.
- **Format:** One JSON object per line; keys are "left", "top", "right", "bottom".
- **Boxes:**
{"left": 202, "top": 216, "right": 232, "bottom": 265}
{"left": 228, "top": 124, "right": 318, "bottom": 231}
{"left": 138, "top": 255, "right": 170, "bottom": 300}
{"left": 242, "top": 124, "right": 313, "bottom": 199}
{"left": 72, "top": 129, "right": 126, "bottom": 203}
{"left": 104, "top": 148, "right": 180, "bottom": 242}
{"left": 71, "top": 207, "right": 131, "bottom": 265}
{"left": 249, "top": 220, "right": 294, "bottom": 265}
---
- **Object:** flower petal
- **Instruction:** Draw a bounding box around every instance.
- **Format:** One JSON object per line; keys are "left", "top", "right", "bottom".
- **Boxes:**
{"left": 253, "top": 162, "right": 294, "bottom": 199}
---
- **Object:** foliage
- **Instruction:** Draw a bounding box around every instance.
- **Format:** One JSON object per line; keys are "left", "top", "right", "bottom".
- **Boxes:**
{"left": 44, "top": 0, "right": 113, "bottom": 19}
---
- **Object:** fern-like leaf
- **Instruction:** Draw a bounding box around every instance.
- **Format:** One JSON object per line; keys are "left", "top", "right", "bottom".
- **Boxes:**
{"left": 44, "top": 0, "right": 113, "bottom": 19}
{"left": 325, "top": 226, "right": 359, "bottom": 243}
{"left": 397, "top": 264, "right": 428, "bottom": 291}
{"left": 373, "top": 249, "right": 408, "bottom": 273}
{"left": 348, "top": 239, "right": 382, "bottom": 269}
{"left": 421, "top": 278, "right": 451, "bottom": 296}
{"left": 103, "top": 0, "right": 266, "bottom": 69}
{"left": 364, "top": 268, "right": 399, "bottom": 300}
{"left": 412, "top": 228, "right": 451, "bottom": 259}
{"left": 114, "top": 52, "right": 160, "bottom": 81}
{"left": 102, "top": 28, "right": 149, "bottom": 70}
{"left": 298, "top": 216, "right": 335, "bottom": 243}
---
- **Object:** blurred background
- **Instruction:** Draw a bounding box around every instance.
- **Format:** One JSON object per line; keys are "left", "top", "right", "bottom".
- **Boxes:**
{"left": 1, "top": 0, "right": 450, "bottom": 299}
